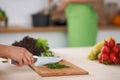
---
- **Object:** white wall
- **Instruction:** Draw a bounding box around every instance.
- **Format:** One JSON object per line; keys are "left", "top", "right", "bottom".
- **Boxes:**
{"left": 105, "top": 0, "right": 120, "bottom": 7}
{"left": 0, "top": 0, "right": 120, "bottom": 27}
{"left": 105, "top": 0, "right": 120, "bottom": 3}
{"left": 0, "top": 30, "right": 120, "bottom": 48}
{"left": 0, "top": 0, "right": 48, "bottom": 27}
{"left": 0, "top": 32, "right": 68, "bottom": 48}
{"left": 97, "top": 30, "right": 120, "bottom": 43}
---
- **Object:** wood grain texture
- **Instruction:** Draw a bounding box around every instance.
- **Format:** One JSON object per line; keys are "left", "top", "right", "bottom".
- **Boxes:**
{"left": 0, "top": 26, "right": 67, "bottom": 33}
{"left": 0, "top": 25, "right": 120, "bottom": 33}
{"left": 30, "top": 60, "right": 88, "bottom": 77}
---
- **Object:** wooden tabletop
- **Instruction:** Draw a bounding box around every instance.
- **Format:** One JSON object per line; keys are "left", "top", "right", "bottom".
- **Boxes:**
{"left": 0, "top": 47, "right": 120, "bottom": 80}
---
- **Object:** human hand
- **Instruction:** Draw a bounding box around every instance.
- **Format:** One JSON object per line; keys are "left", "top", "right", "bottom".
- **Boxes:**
{"left": 56, "top": 0, "right": 70, "bottom": 11}
{"left": 4, "top": 45, "right": 34, "bottom": 66}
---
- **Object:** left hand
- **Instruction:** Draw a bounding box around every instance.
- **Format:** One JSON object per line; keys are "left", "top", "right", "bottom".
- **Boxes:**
{"left": 56, "top": 0, "right": 70, "bottom": 11}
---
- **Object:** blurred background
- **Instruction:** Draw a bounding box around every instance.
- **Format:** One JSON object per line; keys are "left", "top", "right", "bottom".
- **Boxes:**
{"left": 0, "top": 0, "right": 120, "bottom": 48}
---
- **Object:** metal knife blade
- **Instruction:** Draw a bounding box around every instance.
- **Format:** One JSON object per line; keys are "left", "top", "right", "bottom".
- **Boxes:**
{"left": 33, "top": 56, "right": 63, "bottom": 66}
{"left": 8, "top": 56, "right": 63, "bottom": 67}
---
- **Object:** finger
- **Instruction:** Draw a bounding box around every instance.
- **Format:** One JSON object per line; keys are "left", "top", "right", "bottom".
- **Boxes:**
{"left": 24, "top": 52, "right": 33, "bottom": 65}
{"left": 31, "top": 54, "right": 34, "bottom": 63}
{"left": 14, "top": 63, "right": 22, "bottom": 67}
{"left": 17, "top": 58, "right": 23, "bottom": 66}
{"left": 26, "top": 51, "right": 34, "bottom": 64}
{"left": 22, "top": 57, "right": 28, "bottom": 65}
{"left": 22, "top": 48, "right": 33, "bottom": 64}
{"left": 13, "top": 56, "right": 23, "bottom": 66}
{"left": 15, "top": 61, "right": 23, "bottom": 67}
{"left": 31, "top": 55, "right": 34, "bottom": 64}
{"left": 25, "top": 55, "right": 31, "bottom": 65}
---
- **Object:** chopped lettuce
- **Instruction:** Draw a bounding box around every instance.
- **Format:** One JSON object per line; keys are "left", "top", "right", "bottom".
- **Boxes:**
{"left": 36, "top": 38, "right": 49, "bottom": 52}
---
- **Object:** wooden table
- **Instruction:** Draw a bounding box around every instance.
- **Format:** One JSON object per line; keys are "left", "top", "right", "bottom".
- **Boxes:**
{"left": 0, "top": 47, "right": 120, "bottom": 80}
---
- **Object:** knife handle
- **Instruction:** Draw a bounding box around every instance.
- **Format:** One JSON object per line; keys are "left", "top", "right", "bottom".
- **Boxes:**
{"left": 8, "top": 59, "right": 18, "bottom": 64}
{"left": 33, "top": 56, "right": 38, "bottom": 63}
{"left": 8, "top": 56, "right": 38, "bottom": 64}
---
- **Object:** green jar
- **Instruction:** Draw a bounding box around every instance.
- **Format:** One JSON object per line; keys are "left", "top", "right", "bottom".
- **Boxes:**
{"left": 65, "top": 4, "right": 98, "bottom": 47}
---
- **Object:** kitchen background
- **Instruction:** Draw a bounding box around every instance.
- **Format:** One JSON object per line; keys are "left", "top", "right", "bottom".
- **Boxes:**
{"left": 0, "top": 0, "right": 120, "bottom": 48}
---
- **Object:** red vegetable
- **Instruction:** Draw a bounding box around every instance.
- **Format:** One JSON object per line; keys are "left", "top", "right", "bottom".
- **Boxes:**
{"left": 117, "top": 43, "right": 120, "bottom": 50}
{"left": 117, "top": 52, "right": 120, "bottom": 58}
{"left": 104, "top": 40, "right": 109, "bottom": 46}
{"left": 101, "top": 54, "right": 109, "bottom": 61}
{"left": 108, "top": 38, "right": 115, "bottom": 48}
{"left": 112, "top": 45, "right": 119, "bottom": 53}
{"left": 98, "top": 54, "right": 102, "bottom": 63}
{"left": 110, "top": 52, "right": 116, "bottom": 61}
{"left": 97, "top": 38, "right": 120, "bottom": 65}
{"left": 114, "top": 58, "right": 120, "bottom": 64}
{"left": 108, "top": 59, "right": 113, "bottom": 64}
{"left": 101, "top": 46, "right": 110, "bottom": 54}
{"left": 103, "top": 61, "right": 109, "bottom": 65}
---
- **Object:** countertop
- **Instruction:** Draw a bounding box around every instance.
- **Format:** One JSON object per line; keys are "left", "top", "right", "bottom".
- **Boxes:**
{"left": 0, "top": 47, "right": 120, "bottom": 80}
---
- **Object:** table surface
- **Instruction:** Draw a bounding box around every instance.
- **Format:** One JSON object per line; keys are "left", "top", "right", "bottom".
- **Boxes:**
{"left": 0, "top": 47, "right": 120, "bottom": 80}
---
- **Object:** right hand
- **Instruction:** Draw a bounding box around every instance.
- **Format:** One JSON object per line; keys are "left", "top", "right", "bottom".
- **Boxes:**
{"left": 4, "top": 45, "right": 34, "bottom": 66}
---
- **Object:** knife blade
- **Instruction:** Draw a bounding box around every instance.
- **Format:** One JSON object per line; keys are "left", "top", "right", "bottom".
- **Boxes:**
{"left": 33, "top": 56, "right": 63, "bottom": 66}
{"left": 8, "top": 56, "right": 63, "bottom": 67}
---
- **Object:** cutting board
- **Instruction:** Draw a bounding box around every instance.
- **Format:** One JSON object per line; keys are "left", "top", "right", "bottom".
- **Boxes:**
{"left": 30, "top": 60, "right": 88, "bottom": 77}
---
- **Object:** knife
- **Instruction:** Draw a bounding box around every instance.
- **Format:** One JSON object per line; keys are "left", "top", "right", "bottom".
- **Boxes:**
{"left": 8, "top": 56, "right": 63, "bottom": 67}
{"left": 33, "top": 56, "right": 63, "bottom": 66}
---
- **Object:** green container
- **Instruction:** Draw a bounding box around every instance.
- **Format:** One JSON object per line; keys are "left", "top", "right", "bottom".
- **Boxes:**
{"left": 65, "top": 4, "right": 98, "bottom": 47}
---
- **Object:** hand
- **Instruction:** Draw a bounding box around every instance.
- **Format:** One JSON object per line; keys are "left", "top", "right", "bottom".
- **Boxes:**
{"left": 4, "top": 45, "right": 34, "bottom": 66}
{"left": 56, "top": 0, "right": 70, "bottom": 11}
